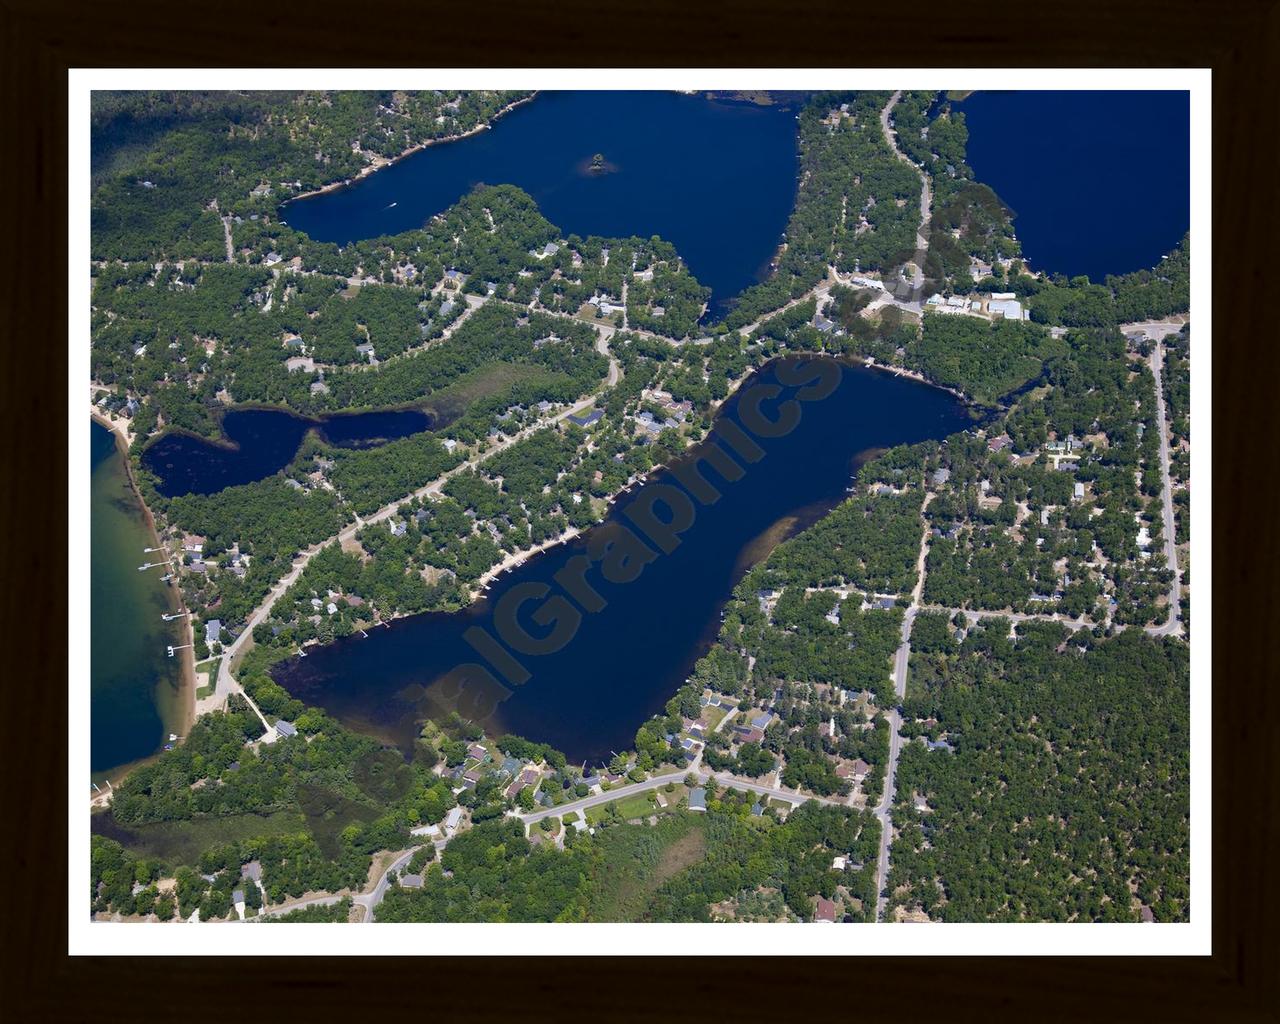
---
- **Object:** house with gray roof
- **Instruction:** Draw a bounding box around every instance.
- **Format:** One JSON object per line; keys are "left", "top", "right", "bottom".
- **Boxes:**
{"left": 567, "top": 409, "right": 604, "bottom": 428}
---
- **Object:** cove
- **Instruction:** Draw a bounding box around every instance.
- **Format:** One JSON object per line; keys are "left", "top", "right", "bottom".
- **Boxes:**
{"left": 274, "top": 357, "right": 972, "bottom": 765}
{"left": 957, "top": 90, "right": 1189, "bottom": 281}
{"left": 91, "top": 419, "right": 188, "bottom": 777}
{"left": 142, "top": 407, "right": 432, "bottom": 498}
{"left": 280, "top": 91, "right": 800, "bottom": 308}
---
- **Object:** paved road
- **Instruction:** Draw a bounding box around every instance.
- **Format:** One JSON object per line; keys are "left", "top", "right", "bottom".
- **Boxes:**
{"left": 517, "top": 769, "right": 693, "bottom": 825}
{"left": 879, "top": 91, "right": 933, "bottom": 305}
{"left": 1119, "top": 318, "right": 1188, "bottom": 340}
{"left": 873, "top": 491, "right": 932, "bottom": 922}
{"left": 1146, "top": 338, "right": 1185, "bottom": 637}
{"left": 249, "top": 837, "right": 449, "bottom": 923}
{"left": 348, "top": 292, "right": 487, "bottom": 372}
{"left": 358, "top": 837, "right": 450, "bottom": 923}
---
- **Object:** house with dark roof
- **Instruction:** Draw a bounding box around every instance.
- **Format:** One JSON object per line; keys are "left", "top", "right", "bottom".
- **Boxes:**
{"left": 567, "top": 409, "right": 604, "bottom": 428}
{"left": 688, "top": 787, "right": 707, "bottom": 812}
{"left": 814, "top": 896, "right": 838, "bottom": 923}
{"left": 499, "top": 756, "right": 522, "bottom": 777}
{"left": 275, "top": 720, "right": 297, "bottom": 739}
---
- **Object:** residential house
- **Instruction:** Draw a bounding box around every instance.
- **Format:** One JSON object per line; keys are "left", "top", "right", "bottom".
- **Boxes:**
{"left": 499, "top": 756, "right": 522, "bottom": 777}
{"left": 567, "top": 409, "right": 604, "bottom": 428}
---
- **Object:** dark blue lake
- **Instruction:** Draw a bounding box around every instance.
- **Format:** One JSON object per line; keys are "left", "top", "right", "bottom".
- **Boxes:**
{"left": 957, "top": 91, "right": 1190, "bottom": 281}
{"left": 275, "top": 357, "right": 972, "bottom": 765}
{"left": 142, "top": 407, "right": 432, "bottom": 497}
{"left": 281, "top": 91, "right": 800, "bottom": 307}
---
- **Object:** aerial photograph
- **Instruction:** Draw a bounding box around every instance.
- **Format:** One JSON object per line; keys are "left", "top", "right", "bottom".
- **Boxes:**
{"left": 85, "top": 84, "right": 1193, "bottom": 930}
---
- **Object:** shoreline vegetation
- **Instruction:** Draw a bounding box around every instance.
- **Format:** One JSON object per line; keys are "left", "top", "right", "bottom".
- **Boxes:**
{"left": 281, "top": 93, "right": 539, "bottom": 208}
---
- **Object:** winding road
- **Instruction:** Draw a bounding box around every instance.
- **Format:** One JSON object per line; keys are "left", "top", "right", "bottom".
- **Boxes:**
{"left": 1145, "top": 333, "right": 1185, "bottom": 637}
{"left": 880, "top": 91, "right": 933, "bottom": 305}
{"left": 873, "top": 491, "right": 932, "bottom": 922}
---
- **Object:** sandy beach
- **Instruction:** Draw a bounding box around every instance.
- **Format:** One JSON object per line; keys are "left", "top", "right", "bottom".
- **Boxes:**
{"left": 91, "top": 408, "right": 197, "bottom": 741}
{"left": 470, "top": 526, "right": 584, "bottom": 597}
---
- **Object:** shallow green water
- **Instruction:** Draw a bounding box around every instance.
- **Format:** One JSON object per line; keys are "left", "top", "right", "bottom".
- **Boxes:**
{"left": 91, "top": 419, "right": 186, "bottom": 778}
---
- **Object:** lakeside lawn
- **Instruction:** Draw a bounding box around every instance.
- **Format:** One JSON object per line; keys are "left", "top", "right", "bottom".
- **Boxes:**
{"left": 586, "top": 790, "right": 664, "bottom": 825}
{"left": 700, "top": 704, "right": 730, "bottom": 731}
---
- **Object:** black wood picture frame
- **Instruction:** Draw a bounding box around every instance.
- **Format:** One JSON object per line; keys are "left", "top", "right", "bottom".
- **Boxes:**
{"left": 2, "top": 1, "right": 1274, "bottom": 1019}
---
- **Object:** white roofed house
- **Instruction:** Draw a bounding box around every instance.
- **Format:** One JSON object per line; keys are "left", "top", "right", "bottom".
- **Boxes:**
{"left": 987, "top": 293, "right": 1026, "bottom": 321}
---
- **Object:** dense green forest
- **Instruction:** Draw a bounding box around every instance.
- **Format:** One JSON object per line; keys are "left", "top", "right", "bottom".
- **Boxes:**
{"left": 890, "top": 624, "right": 1190, "bottom": 922}
{"left": 1010, "top": 235, "right": 1191, "bottom": 326}
{"left": 909, "top": 314, "right": 1067, "bottom": 404}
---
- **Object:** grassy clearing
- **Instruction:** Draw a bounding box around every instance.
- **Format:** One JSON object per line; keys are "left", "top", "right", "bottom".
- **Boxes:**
{"left": 296, "top": 783, "right": 381, "bottom": 858}
{"left": 425, "top": 363, "right": 570, "bottom": 425}
{"left": 585, "top": 813, "right": 707, "bottom": 922}
{"left": 91, "top": 809, "right": 306, "bottom": 867}
{"left": 701, "top": 704, "right": 729, "bottom": 731}
{"left": 586, "top": 790, "right": 662, "bottom": 824}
